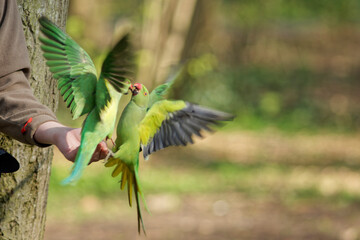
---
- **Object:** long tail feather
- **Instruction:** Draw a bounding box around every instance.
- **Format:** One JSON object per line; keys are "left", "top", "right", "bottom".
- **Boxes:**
{"left": 62, "top": 117, "right": 104, "bottom": 185}
{"left": 134, "top": 167, "right": 150, "bottom": 214}
{"left": 134, "top": 177, "right": 146, "bottom": 235}
{"left": 108, "top": 161, "right": 148, "bottom": 234}
{"left": 62, "top": 144, "right": 94, "bottom": 185}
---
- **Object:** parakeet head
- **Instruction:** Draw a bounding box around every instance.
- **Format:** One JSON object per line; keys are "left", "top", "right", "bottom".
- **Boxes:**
{"left": 131, "top": 83, "right": 149, "bottom": 107}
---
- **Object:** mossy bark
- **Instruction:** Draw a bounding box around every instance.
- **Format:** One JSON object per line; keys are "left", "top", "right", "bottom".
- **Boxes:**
{"left": 0, "top": 1, "right": 69, "bottom": 239}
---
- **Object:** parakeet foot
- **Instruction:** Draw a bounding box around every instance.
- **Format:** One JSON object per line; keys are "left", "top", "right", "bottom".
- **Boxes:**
{"left": 104, "top": 150, "right": 114, "bottom": 163}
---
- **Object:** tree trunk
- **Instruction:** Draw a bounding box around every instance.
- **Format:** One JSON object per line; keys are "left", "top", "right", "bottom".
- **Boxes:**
{"left": 0, "top": 1, "right": 69, "bottom": 240}
{"left": 137, "top": 0, "right": 199, "bottom": 89}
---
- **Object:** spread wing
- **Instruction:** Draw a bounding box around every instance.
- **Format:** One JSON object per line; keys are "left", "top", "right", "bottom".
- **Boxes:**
{"left": 139, "top": 100, "right": 234, "bottom": 159}
{"left": 100, "top": 33, "right": 134, "bottom": 93}
{"left": 95, "top": 33, "right": 133, "bottom": 113}
{"left": 39, "top": 17, "right": 97, "bottom": 119}
{"left": 147, "top": 65, "right": 183, "bottom": 108}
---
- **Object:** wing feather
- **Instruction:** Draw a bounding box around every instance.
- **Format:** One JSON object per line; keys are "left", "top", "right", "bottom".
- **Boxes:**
{"left": 39, "top": 17, "right": 97, "bottom": 119}
{"left": 147, "top": 65, "right": 184, "bottom": 109}
{"left": 100, "top": 33, "right": 134, "bottom": 94}
{"left": 139, "top": 100, "right": 234, "bottom": 159}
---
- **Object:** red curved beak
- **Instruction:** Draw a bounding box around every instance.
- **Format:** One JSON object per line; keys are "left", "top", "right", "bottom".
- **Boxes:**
{"left": 131, "top": 83, "right": 142, "bottom": 96}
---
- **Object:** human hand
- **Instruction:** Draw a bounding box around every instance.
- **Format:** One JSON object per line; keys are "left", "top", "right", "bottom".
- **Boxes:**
{"left": 34, "top": 121, "right": 108, "bottom": 163}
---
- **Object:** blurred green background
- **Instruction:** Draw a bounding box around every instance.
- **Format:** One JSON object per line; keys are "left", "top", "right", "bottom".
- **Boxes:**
{"left": 45, "top": 0, "right": 360, "bottom": 240}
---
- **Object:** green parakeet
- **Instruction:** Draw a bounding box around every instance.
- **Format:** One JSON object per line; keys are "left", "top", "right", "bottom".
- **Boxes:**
{"left": 105, "top": 75, "right": 234, "bottom": 234}
{"left": 38, "top": 17, "right": 132, "bottom": 183}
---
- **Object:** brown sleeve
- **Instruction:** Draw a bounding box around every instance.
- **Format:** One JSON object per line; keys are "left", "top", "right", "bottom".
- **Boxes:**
{"left": 0, "top": 0, "right": 58, "bottom": 147}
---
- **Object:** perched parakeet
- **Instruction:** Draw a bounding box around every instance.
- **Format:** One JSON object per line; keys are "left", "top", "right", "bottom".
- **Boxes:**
{"left": 105, "top": 75, "right": 234, "bottom": 234}
{"left": 38, "top": 17, "right": 132, "bottom": 183}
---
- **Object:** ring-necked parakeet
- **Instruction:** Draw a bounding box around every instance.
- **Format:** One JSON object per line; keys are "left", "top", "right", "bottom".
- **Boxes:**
{"left": 105, "top": 73, "right": 234, "bottom": 234}
{"left": 38, "top": 17, "right": 132, "bottom": 183}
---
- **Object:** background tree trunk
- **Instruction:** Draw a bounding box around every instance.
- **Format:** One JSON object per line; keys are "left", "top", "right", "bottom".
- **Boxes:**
{"left": 0, "top": 1, "right": 69, "bottom": 239}
{"left": 137, "top": 0, "right": 201, "bottom": 89}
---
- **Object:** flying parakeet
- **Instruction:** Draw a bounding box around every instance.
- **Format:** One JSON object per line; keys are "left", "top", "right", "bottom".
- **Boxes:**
{"left": 38, "top": 17, "right": 132, "bottom": 183}
{"left": 105, "top": 72, "right": 234, "bottom": 234}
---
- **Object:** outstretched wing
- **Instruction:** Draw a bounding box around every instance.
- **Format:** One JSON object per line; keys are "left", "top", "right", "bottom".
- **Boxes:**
{"left": 39, "top": 17, "right": 97, "bottom": 119}
{"left": 139, "top": 100, "right": 234, "bottom": 159}
{"left": 100, "top": 33, "right": 134, "bottom": 94}
{"left": 147, "top": 65, "right": 183, "bottom": 108}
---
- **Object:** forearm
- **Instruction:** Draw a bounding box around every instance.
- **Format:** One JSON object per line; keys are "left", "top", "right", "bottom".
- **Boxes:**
{"left": 34, "top": 121, "right": 109, "bottom": 163}
{"left": 33, "top": 121, "right": 65, "bottom": 145}
{"left": 0, "top": 71, "right": 58, "bottom": 146}
{"left": 34, "top": 121, "right": 81, "bottom": 161}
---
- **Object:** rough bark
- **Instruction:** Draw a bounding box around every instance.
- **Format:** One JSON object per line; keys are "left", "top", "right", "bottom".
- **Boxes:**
{"left": 0, "top": 1, "right": 69, "bottom": 240}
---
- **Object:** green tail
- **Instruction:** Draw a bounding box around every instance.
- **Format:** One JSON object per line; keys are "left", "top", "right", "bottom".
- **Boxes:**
{"left": 134, "top": 169, "right": 146, "bottom": 235}
{"left": 62, "top": 112, "right": 105, "bottom": 185}
{"left": 61, "top": 140, "right": 96, "bottom": 185}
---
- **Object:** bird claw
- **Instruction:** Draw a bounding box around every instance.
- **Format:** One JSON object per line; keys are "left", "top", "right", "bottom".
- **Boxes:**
{"left": 104, "top": 150, "right": 114, "bottom": 164}
{"left": 105, "top": 136, "right": 115, "bottom": 147}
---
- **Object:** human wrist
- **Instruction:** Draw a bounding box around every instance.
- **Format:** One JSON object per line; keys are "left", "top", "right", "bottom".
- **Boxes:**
{"left": 33, "top": 121, "right": 64, "bottom": 145}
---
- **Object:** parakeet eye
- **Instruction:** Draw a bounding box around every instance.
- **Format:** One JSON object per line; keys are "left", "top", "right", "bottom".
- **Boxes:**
{"left": 144, "top": 92, "right": 147, "bottom": 96}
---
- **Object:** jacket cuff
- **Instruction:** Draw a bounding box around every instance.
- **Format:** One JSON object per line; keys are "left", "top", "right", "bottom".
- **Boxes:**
{"left": 22, "top": 114, "right": 58, "bottom": 147}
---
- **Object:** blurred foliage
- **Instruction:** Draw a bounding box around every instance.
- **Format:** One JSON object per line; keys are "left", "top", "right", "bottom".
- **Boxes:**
{"left": 223, "top": 0, "right": 360, "bottom": 26}
{"left": 56, "top": 0, "right": 360, "bottom": 134}
{"left": 173, "top": 0, "right": 360, "bottom": 133}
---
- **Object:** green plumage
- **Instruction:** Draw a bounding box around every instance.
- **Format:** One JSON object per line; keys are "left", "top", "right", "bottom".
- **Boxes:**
{"left": 140, "top": 100, "right": 186, "bottom": 145}
{"left": 105, "top": 85, "right": 150, "bottom": 234}
{"left": 147, "top": 65, "right": 181, "bottom": 108}
{"left": 39, "top": 17, "right": 132, "bottom": 183}
{"left": 106, "top": 79, "right": 234, "bottom": 234}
